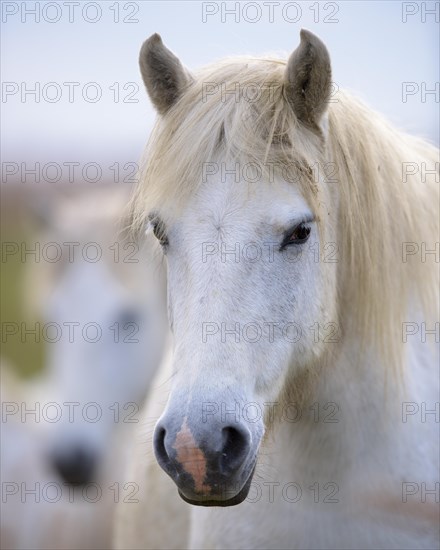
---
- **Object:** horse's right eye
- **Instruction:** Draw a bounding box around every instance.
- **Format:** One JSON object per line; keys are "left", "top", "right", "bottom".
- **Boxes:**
{"left": 153, "top": 222, "right": 169, "bottom": 247}
{"left": 148, "top": 215, "right": 169, "bottom": 248}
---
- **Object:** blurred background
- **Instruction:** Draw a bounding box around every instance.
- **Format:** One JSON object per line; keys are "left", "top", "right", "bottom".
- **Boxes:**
{"left": 2, "top": 0, "right": 439, "bottom": 167}
{"left": 1, "top": 1, "right": 438, "bottom": 548}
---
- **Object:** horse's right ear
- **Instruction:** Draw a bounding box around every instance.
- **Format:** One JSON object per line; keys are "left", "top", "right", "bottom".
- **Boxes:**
{"left": 139, "top": 33, "right": 193, "bottom": 115}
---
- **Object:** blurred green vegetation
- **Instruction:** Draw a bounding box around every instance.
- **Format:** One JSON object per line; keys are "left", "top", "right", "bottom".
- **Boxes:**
{"left": 1, "top": 225, "right": 46, "bottom": 379}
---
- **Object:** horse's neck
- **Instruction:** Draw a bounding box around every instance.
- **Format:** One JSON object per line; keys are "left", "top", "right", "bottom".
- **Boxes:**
{"left": 266, "top": 311, "right": 438, "bottom": 484}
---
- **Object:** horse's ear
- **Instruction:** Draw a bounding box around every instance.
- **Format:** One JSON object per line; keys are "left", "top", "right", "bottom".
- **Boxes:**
{"left": 139, "top": 33, "right": 193, "bottom": 115}
{"left": 284, "top": 29, "right": 332, "bottom": 131}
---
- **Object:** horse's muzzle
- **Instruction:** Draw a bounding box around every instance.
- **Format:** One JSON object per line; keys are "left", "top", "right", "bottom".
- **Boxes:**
{"left": 153, "top": 415, "right": 259, "bottom": 506}
{"left": 50, "top": 445, "right": 98, "bottom": 486}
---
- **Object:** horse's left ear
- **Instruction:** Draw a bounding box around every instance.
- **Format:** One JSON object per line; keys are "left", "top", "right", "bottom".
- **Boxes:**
{"left": 139, "top": 33, "right": 193, "bottom": 115}
{"left": 284, "top": 29, "right": 332, "bottom": 131}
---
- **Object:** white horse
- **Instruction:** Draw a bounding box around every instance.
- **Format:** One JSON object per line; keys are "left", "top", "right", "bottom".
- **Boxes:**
{"left": 115, "top": 30, "right": 439, "bottom": 549}
{"left": 37, "top": 188, "right": 167, "bottom": 485}
{"left": 1, "top": 186, "right": 167, "bottom": 549}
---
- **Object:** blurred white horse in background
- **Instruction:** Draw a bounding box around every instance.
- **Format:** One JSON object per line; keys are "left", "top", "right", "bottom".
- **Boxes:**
{"left": 1, "top": 185, "right": 167, "bottom": 549}
{"left": 115, "top": 31, "right": 439, "bottom": 550}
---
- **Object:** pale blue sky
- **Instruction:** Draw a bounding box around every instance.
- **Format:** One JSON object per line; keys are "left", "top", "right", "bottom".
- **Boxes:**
{"left": 1, "top": 1, "right": 439, "bottom": 169}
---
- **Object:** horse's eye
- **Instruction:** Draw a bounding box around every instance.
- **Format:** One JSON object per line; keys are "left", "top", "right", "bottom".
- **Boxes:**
{"left": 153, "top": 223, "right": 169, "bottom": 247}
{"left": 118, "top": 309, "right": 141, "bottom": 327}
{"left": 148, "top": 215, "right": 169, "bottom": 248}
{"left": 280, "top": 223, "right": 311, "bottom": 249}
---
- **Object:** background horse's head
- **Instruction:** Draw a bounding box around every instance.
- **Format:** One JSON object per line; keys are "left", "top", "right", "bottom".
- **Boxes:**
{"left": 31, "top": 187, "right": 167, "bottom": 485}
{"left": 133, "top": 31, "right": 437, "bottom": 506}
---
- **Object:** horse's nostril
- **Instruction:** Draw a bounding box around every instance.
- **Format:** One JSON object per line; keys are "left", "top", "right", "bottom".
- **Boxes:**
{"left": 154, "top": 426, "right": 169, "bottom": 464}
{"left": 221, "top": 426, "right": 250, "bottom": 472}
{"left": 51, "top": 447, "right": 97, "bottom": 486}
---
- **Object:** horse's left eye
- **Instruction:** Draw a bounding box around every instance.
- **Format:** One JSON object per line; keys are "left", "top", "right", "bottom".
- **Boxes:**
{"left": 280, "top": 223, "right": 311, "bottom": 249}
{"left": 118, "top": 309, "right": 141, "bottom": 327}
